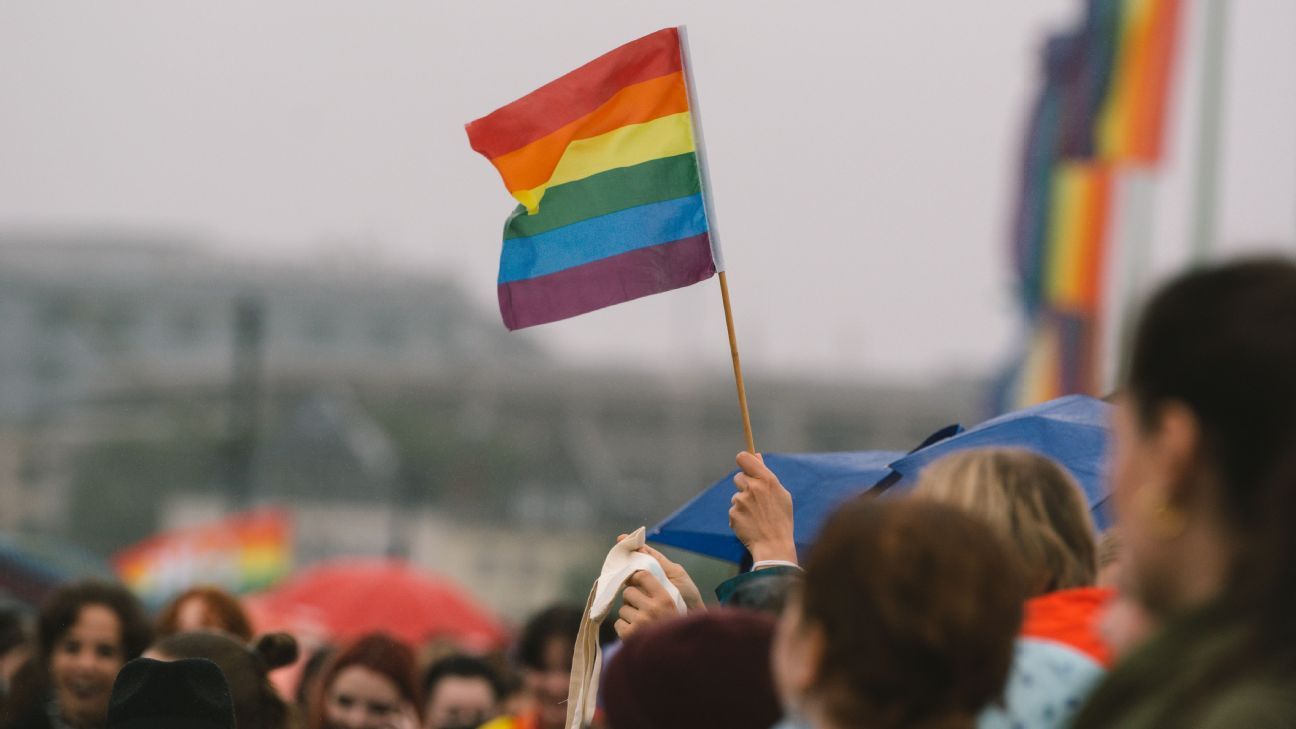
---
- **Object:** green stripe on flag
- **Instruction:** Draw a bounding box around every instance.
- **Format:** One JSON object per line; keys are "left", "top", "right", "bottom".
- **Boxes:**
{"left": 503, "top": 152, "right": 702, "bottom": 240}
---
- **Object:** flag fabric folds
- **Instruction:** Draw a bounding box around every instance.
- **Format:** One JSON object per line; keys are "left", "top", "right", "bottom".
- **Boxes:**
{"left": 112, "top": 509, "right": 293, "bottom": 607}
{"left": 1003, "top": 0, "right": 1182, "bottom": 409}
{"left": 466, "top": 27, "right": 717, "bottom": 330}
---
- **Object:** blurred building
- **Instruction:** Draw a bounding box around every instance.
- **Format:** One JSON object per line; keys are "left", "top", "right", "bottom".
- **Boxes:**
{"left": 0, "top": 231, "right": 531, "bottom": 422}
{"left": 0, "top": 231, "right": 982, "bottom": 617}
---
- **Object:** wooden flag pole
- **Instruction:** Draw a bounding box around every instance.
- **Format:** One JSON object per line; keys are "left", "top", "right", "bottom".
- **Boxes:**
{"left": 718, "top": 271, "right": 757, "bottom": 453}
{"left": 678, "top": 25, "right": 756, "bottom": 453}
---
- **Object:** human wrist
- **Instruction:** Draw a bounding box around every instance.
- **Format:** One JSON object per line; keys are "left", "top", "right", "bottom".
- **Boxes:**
{"left": 751, "top": 559, "right": 802, "bottom": 572}
{"left": 750, "top": 541, "right": 798, "bottom": 565}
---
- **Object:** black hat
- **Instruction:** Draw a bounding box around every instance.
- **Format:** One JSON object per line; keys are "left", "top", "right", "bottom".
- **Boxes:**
{"left": 106, "top": 657, "right": 235, "bottom": 729}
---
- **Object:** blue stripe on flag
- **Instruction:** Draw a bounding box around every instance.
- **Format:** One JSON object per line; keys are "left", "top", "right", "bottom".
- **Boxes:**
{"left": 498, "top": 194, "right": 708, "bottom": 284}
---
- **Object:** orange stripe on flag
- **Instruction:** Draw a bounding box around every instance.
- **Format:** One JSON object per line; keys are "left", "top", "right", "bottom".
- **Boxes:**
{"left": 1106, "top": 0, "right": 1153, "bottom": 160}
{"left": 1043, "top": 165, "right": 1085, "bottom": 309}
{"left": 1122, "top": 0, "right": 1157, "bottom": 160}
{"left": 1045, "top": 164, "right": 1112, "bottom": 314}
{"left": 1075, "top": 165, "right": 1113, "bottom": 312}
{"left": 466, "top": 28, "right": 682, "bottom": 160}
{"left": 489, "top": 71, "right": 689, "bottom": 194}
{"left": 1130, "top": 0, "right": 1183, "bottom": 161}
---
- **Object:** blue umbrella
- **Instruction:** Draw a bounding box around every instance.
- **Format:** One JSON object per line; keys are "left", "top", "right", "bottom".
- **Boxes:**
{"left": 648, "top": 450, "right": 903, "bottom": 563}
{"left": 884, "top": 394, "right": 1112, "bottom": 529}
{"left": 0, "top": 533, "right": 114, "bottom": 605}
{"left": 648, "top": 396, "right": 1112, "bottom": 563}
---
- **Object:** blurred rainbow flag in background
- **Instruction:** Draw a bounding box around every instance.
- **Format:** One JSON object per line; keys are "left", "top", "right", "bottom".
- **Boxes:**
{"left": 466, "top": 27, "right": 718, "bottom": 331}
{"left": 1002, "top": 0, "right": 1183, "bottom": 409}
{"left": 113, "top": 509, "right": 293, "bottom": 607}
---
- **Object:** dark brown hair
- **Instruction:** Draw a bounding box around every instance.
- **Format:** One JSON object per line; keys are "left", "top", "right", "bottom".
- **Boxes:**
{"left": 422, "top": 653, "right": 505, "bottom": 705}
{"left": 155, "top": 586, "right": 255, "bottom": 642}
{"left": 800, "top": 498, "right": 1026, "bottom": 729}
{"left": 152, "top": 631, "right": 298, "bottom": 729}
{"left": 37, "top": 580, "right": 153, "bottom": 662}
{"left": 516, "top": 604, "right": 582, "bottom": 671}
{"left": 1, "top": 581, "right": 153, "bottom": 726}
{"left": 1123, "top": 258, "right": 1296, "bottom": 707}
{"left": 306, "top": 633, "right": 422, "bottom": 729}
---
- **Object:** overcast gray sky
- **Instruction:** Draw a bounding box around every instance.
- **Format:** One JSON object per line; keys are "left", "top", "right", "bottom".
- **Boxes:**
{"left": 1, "top": 1, "right": 1293, "bottom": 382}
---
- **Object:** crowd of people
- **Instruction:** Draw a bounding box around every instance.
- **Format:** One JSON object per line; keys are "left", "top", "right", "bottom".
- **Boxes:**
{"left": 0, "top": 256, "right": 1293, "bottom": 729}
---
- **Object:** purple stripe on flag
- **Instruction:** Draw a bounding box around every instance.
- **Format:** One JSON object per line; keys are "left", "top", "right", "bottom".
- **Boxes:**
{"left": 497, "top": 233, "right": 715, "bottom": 330}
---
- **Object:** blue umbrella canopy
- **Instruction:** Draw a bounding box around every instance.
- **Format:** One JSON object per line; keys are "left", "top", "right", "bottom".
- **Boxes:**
{"left": 884, "top": 394, "right": 1112, "bottom": 529}
{"left": 648, "top": 450, "right": 902, "bottom": 563}
{"left": 647, "top": 396, "right": 1112, "bottom": 563}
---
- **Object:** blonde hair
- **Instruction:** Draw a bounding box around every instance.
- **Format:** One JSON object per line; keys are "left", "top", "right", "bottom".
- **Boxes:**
{"left": 912, "top": 448, "right": 1097, "bottom": 595}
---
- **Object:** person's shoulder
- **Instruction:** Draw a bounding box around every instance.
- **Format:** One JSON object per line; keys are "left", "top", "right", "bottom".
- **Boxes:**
{"left": 978, "top": 638, "right": 1106, "bottom": 729}
{"left": 0, "top": 685, "right": 52, "bottom": 729}
{"left": 714, "top": 565, "right": 800, "bottom": 604}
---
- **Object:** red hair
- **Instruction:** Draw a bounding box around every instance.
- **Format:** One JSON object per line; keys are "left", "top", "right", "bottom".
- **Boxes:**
{"left": 155, "top": 586, "right": 255, "bottom": 642}
{"left": 306, "top": 633, "right": 422, "bottom": 729}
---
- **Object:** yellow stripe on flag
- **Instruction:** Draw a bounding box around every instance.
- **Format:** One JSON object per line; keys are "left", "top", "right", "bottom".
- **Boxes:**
{"left": 1044, "top": 164, "right": 1089, "bottom": 309}
{"left": 511, "top": 111, "right": 695, "bottom": 213}
{"left": 1020, "top": 322, "right": 1062, "bottom": 407}
{"left": 490, "top": 72, "right": 690, "bottom": 193}
{"left": 1098, "top": 0, "right": 1155, "bottom": 159}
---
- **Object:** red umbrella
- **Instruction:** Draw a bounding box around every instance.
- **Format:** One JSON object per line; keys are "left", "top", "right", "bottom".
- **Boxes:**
{"left": 245, "top": 558, "right": 507, "bottom": 650}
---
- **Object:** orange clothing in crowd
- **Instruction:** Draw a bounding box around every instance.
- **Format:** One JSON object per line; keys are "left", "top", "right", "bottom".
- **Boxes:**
{"left": 1020, "top": 586, "right": 1115, "bottom": 667}
{"left": 480, "top": 713, "right": 540, "bottom": 729}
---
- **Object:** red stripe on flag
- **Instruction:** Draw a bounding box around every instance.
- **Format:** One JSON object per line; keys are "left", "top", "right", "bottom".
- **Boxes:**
{"left": 466, "top": 28, "right": 682, "bottom": 160}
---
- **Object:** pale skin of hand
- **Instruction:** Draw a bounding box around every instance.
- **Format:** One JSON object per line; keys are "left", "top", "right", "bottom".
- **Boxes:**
{"left": 613, "top": 537, "right": 706, "bottom": 639}
{"left": 729, "top": 451, "right": 798, "bottom": 565}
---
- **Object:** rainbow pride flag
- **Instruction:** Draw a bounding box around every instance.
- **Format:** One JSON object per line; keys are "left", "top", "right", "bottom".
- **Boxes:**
{"left": 467, "top": 28, "right": 717, "bottom": 330}
{"left": 113, "top": 509, "right": 293, "bottom": 607}
{"left": 1002, "top": 0, "right": 1182, "bottom": 409}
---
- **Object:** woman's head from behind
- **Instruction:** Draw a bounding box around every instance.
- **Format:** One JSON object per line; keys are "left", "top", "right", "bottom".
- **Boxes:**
{"left": 309, "top": 633, "right": 421, "bottom": 729}
{"left": 913, "top": 447, "right": 1096, "bottom": 595}
{"left": 773, "top": 498, "right": 1025, "bottom": 729}
{"left": 147, "top": 631, "right": 298, "bottom": 729}
{"left": 1112, "top": 257, "right": 1296, "bottom": 622}
{"left": 603, "top": 609, "right": 781, "bottom": 729}
{"left": 38, "top": 581, "right": 152, "bottom": 728}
